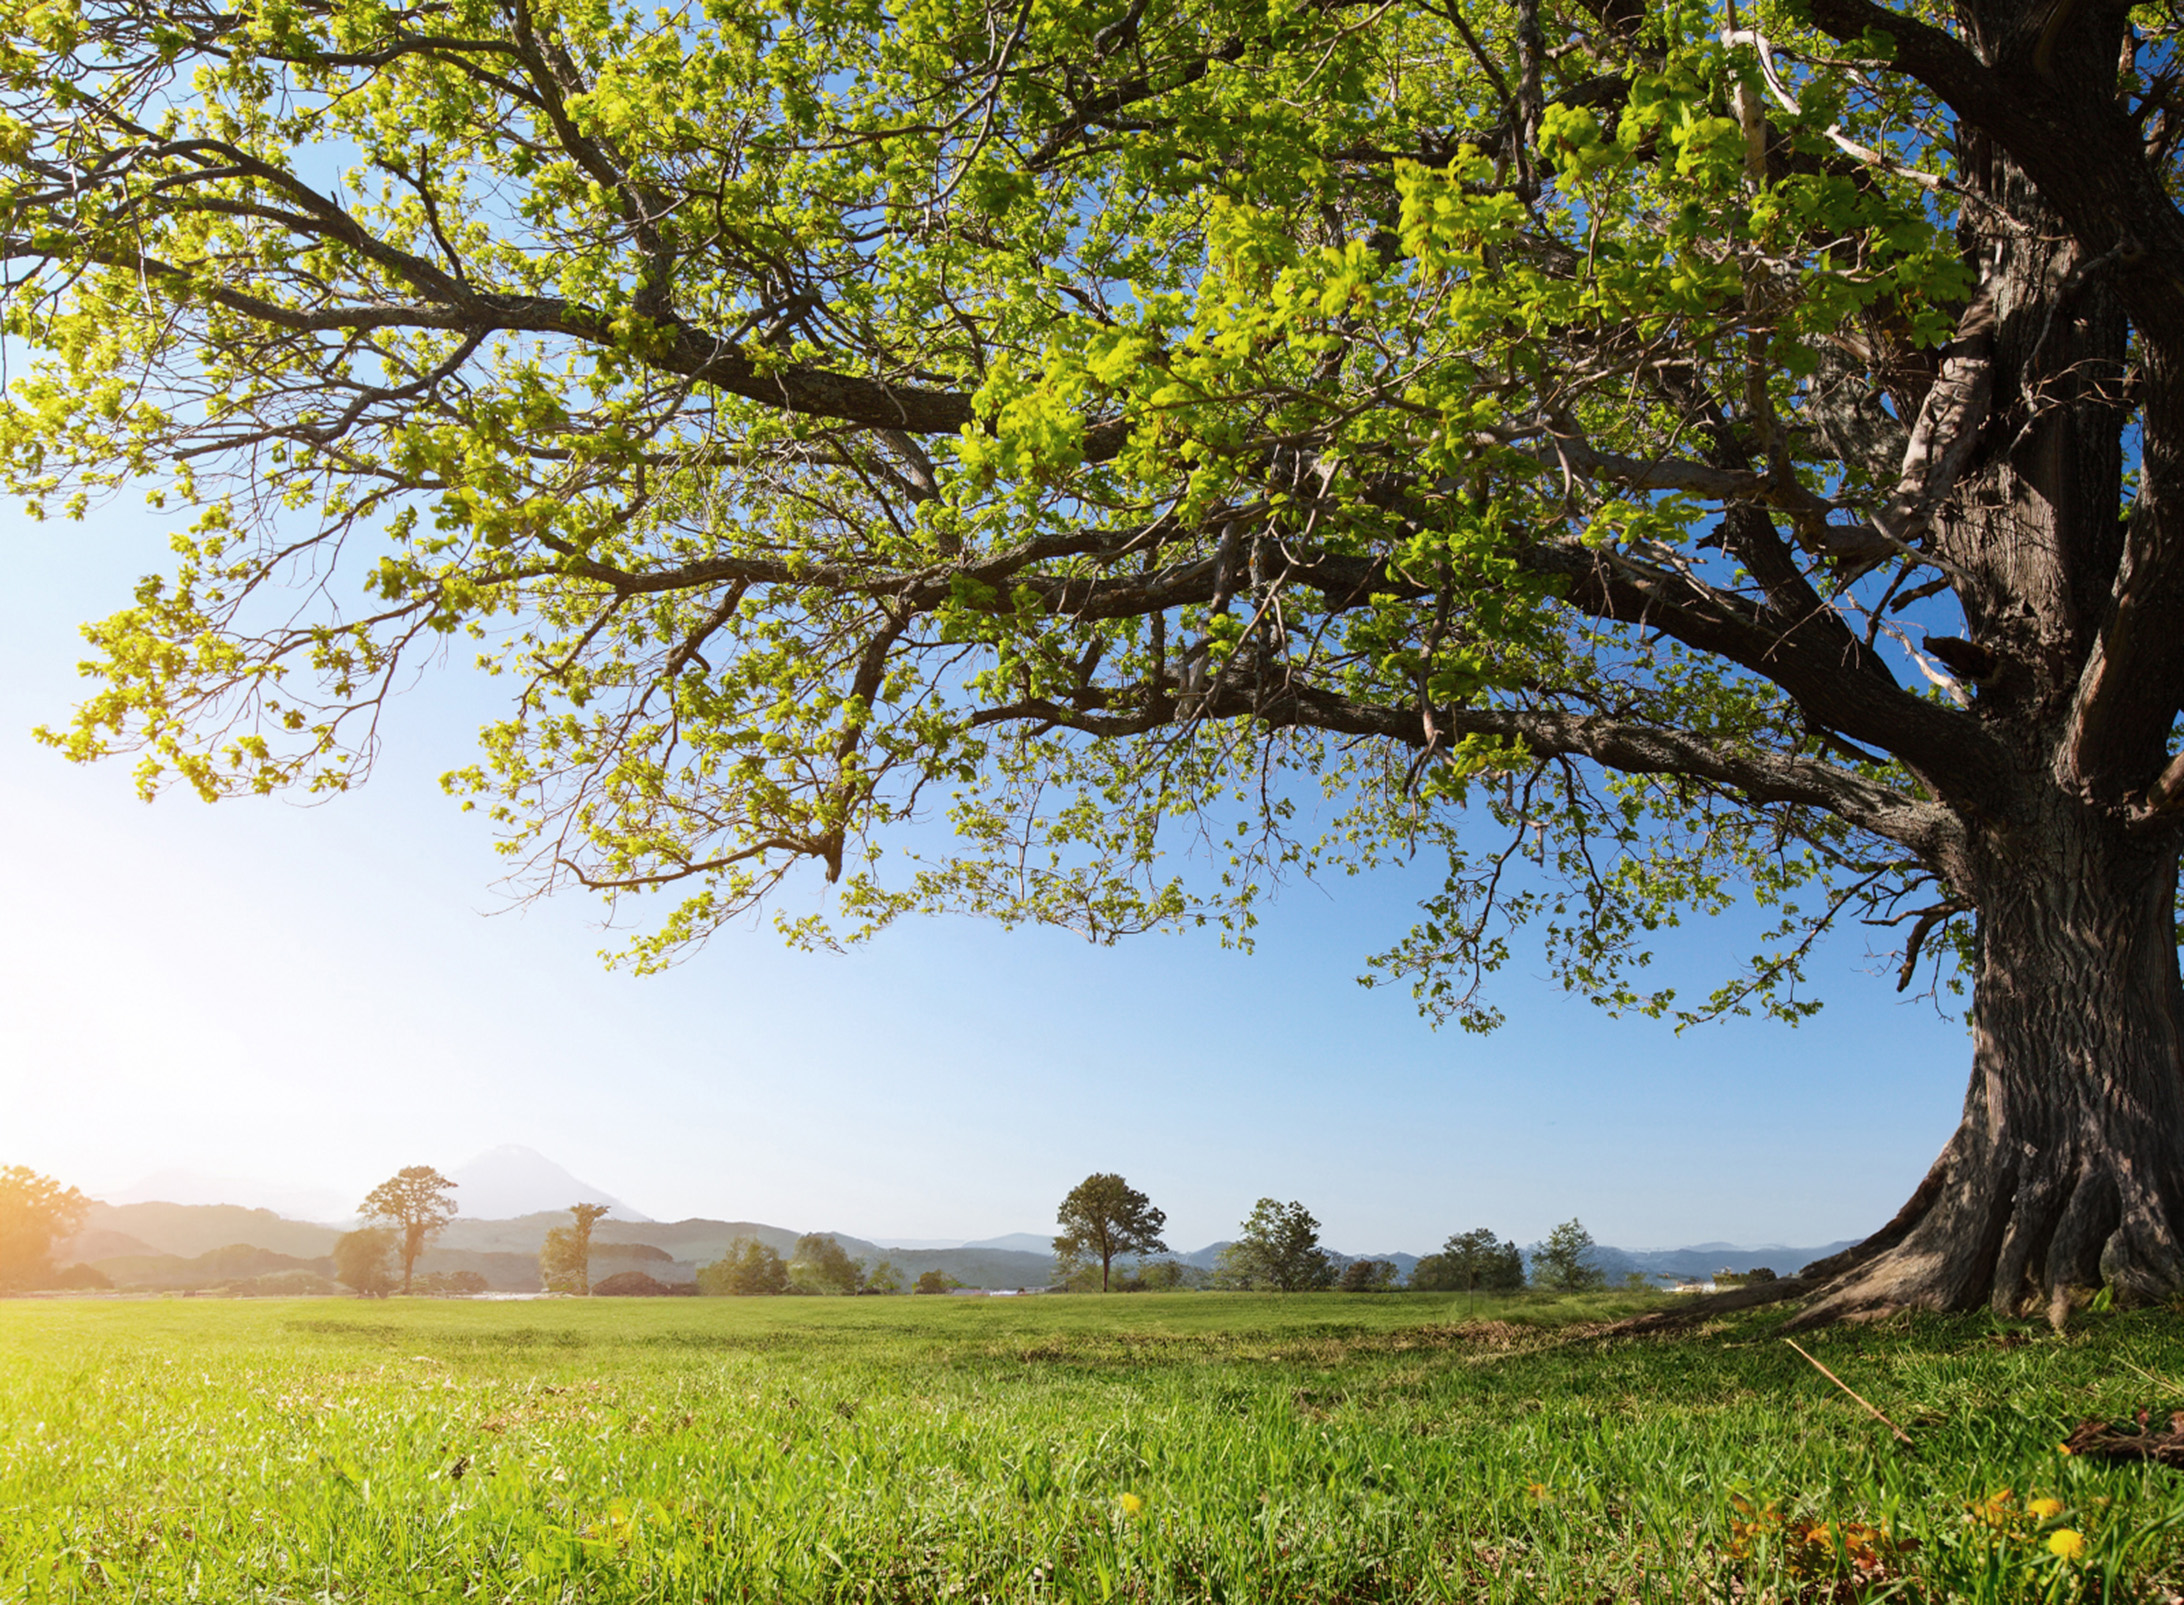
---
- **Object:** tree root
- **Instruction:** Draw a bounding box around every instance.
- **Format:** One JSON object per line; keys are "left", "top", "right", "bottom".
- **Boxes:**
{"left": 1596, "top": 1274, "right": 1816, "bottom": 1336}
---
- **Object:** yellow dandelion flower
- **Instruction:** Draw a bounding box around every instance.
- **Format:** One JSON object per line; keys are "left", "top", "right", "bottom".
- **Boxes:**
{"left": 2046, "top": 1528, "right": 2087, "bottom": 1562}
{"left": 2026, "top": 1497, "right": 2064, "bottom": 1520}
{"left": 1525, "top": 1481, "right": 1551, "bottom": 1502}
{"left": 1117, "top": 1492, "right": 1146, "bottom": 1519}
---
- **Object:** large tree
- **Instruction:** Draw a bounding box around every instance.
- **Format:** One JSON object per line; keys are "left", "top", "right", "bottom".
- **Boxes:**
{"left": 538, "top": 1201, "right": 612, "bottom": 1294}
{"left": 1411, "top": 1227, "right": 1526, "bottom": 1293}
{"left": 359, "top": 1166, "right": 459, "bottom": 1294}
{"left": 331, "top": 1226, "right": 398, "bottom": 1297}
{"left": 1218, "top": 1198, "right": 1337, "bottom": 1291}
{"left": 6, "top": 0, "right": 2184, "bottom": 1323}
{"left": 0, "top": 1166, "right": 88, "bottom": 1291}
{"left": 1054, "top": 1172, "right": 1169, "bottom": 1292}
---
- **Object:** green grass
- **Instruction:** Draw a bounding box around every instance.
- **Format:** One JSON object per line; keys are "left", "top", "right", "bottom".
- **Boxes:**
{"left": 5, "top": 1291, "right": 2184, "bottom": 1601}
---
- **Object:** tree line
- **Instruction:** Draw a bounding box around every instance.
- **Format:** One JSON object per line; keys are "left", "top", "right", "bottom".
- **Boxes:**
{"left": 1048, "top": 1176, "right": 1615, "bottom": 1295}
{"left": 4, "top": 1162, "right": 1623, "bottom": 1298}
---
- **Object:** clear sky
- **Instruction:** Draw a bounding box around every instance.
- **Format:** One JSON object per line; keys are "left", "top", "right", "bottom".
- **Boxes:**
{"left": 2, "top": 498, "right": 1976, "bottom": 1255}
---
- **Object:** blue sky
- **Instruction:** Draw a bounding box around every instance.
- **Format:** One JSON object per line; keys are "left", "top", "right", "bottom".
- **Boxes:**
{"left": 1, "top": 497, "right": 1975, "bottom": 1255}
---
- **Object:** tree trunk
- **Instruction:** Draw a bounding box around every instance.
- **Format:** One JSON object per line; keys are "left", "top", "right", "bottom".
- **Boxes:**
{"left": 1795, "top": 801, "right": 2184, "bottom": 1324}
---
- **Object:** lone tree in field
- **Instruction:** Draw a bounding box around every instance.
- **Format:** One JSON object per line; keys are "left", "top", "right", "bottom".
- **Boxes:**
{"left": 698, "top": 1237, "right": 791, "bottom": 1296}
{"left": 359, "top": 1167, "right": 459, "bottom": 1295}
{"left": 1411, "top": 1228, "right": 1527, "bottom": 1294}
{"left": 9, "top": 0, "right": 2184, "bottom": 1323}
{"left": 1530, "top": 1219, "right": 1608, "bottom": 1293}
{"left": 1054, "top": 1173, "right": 1170, "bottom": 1292}
{"left": 539, "top": 1201, "right": 613, "bottom": 1295}
{"left": 332, "top": 1226, "right": 397, "bottom": 1298}
{"left": 1219, "top": 1199, "right": 1338, "bottom": 1292}
{"left": 789, "top": 1234, "right": 865, "bottom": 1296}
{"left": 0, "top": 1166, "right": 88, "bottom": 1291}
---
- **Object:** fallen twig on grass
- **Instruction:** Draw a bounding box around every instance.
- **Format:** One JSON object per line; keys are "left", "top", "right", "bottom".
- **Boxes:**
{"left": 1783, "top": 1338, "right": 1915, "bottom": 1446}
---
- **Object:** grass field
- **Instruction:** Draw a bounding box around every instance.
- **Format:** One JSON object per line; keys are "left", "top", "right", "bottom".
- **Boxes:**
{"left": 5, "top": 1291, "right": 2184, "bottom": 1602}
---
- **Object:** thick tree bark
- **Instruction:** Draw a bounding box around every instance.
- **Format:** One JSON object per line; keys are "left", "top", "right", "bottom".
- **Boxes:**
{"left": 1796, "top": 801, "right": 2184, "bottom": 1324}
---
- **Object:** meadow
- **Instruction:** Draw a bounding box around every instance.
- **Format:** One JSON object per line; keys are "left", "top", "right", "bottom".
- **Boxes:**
{"left": 4, "top": 1291, "right": 2184, "bottom": 1602}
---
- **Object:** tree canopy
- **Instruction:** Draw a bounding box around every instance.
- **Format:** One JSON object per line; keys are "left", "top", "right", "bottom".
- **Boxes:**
{"left": 1531, "top": 1217, "right": 1607, "bottom": 1292}
{"left": 539, "top": 1201, "right": 612, "bottom": 1294}
{"left": 359, "top": 1166, "right": 459, "bottom": 1294}
{"left": 332, "top": 1226, "right": 398, "bottom": 1297}
{"left": 699, "top": 1235, "right": 792, "bottom": 1295}
{"left": 10, "top": 0, "right": 2184, "bottom": 1319}
{"left": 790, "top": 1232, "right": 865, "bottom": 1295}
{"left": 1410, "top": 1227, "right": 1526, "bottom": 1293}
{"left": 1054, "top": 1172, "right": 1169, "bottom": 1292}
{"left": 0, "top": 1165, "right": 88, "bottom": 1291}
{"left": 1218, "top": 1198, "right": 1336, "bottom": 1291}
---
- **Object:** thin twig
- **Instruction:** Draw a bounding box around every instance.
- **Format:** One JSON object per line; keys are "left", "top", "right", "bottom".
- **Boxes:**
{"left": 1783, "top": 1339, "right": 1915, "bottom": 1445}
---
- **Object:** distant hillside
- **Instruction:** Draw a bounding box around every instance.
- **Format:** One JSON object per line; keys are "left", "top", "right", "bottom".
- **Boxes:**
{"left": 1584, "top": 1242, "right": 1857, "bottom": 1281}
{"left": 86, "top": 1244, "right": 334, "bottom": 1290}
{"left": 66, "top": 1202, "right": 341, "bottom": 1260}
{"left": 54, "top": 1198, "right": 1851, "bottom": 1293}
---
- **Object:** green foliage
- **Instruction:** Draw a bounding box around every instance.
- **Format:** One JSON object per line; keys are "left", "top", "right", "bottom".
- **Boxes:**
{"left": 6, "top": 1296, "right": 2184, "bottom": 1600}
{"left": 358, "top": 1167, "right": 460, "bottom": 1295}
{"left": 539, "top": 1228, "right": 586, "bottom": 1296}
{"left": 1127, "top": 1260, "right": 1200, "bottom": 1293}
{"left": 540, "top": 1203, "right": 614, "bottom": 1296}
{"left": 788, "top": 1233, "right": 864, "bottom": 1297}
{"left": 0, "top": 0, "right": 1998, "bottom": 1036}
{"left": 1410, "top": 1228, "right": 1526, "bottom": 1293}
{"left": 863, "top": 1259, "right": 904, "bottom": 1295}
{"left": 1054, "top": 1174, "right": 1169, "bottom": 1293}
{"left": 330, "top": 1227, "right": 396, "bottom": 1298}
{"left": 0, "top": 1165, "right": 88, "bottom": 1292}
{"left": 1532, "top": 1219, "right": 1608, "bottom": 1293}
{"left": 698, "top": 1237, "right": 790, "bottom": 1297}
{"left": 911, "top": 1269, "right": 961, "bottom": 1296}
{"left": 1336, "top": 1259, "right": 1398, "bottom": 1293}
{"left": 1218, "top": 1199, "right": 1335, "bottom": 1292}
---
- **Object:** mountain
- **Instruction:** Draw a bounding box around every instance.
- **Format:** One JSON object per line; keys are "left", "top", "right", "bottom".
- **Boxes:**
{"left": 445, "top": 1145, "right": 650, "bottom": 1222}
{"left": 96, "top": 1168, "right": 354, "bottom": 1222}
{"left": 962, "top": 1232, "right": 1055, "bottom": 1253}
{"left": 1589, "top": 1242, "right": 1857, "bottom": 1281}
{"left": 863, "top": 1237, "right": 969, "bottom": 1250}
{"left": 64, "top": 1201, "right": 342, "bottom": 1260}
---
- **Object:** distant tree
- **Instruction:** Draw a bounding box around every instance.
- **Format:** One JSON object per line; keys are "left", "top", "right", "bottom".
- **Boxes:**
{"left": 912, "top": 1269, "right": 961, "bottom": 1296}
{"left": 1218, "top": 1200, "right": 1336, "bottom": 1292}
{"left": 1533, "top": 1220, "right": 1607, "bottom": 1293}
{"left": 1621, "top": 1271, "right": 1654, "bottom": 1292}
{"left": 1053, "top": 1173, "right": 1169, "bottom": 1294}
{"left": 538, "top": 1202, "right": 613, "bottom": 1295}
{"left": 1337, "top": 1259, "right": 1399, "bottom": 1293}
{"left": 1410, "top": 1228, "right": 1527, "bottom": 1294}
{"left": 863, "top": 1259, "right": 904, "bottom": 1295}
{"left": 1748, "top": 1267, "right": 1778, "bottom": 1285}
{"left": 358, "top": 1167, "right": 459, "bottom": 1295}
{"left": 50, "top": 1262, "right": 112, "bottom": 1291}
{"left": 698, "top": 1237, "right": 791, "bottom": 1296}
{"left": 0, "top": 1166, "right": 89, "bottom": 1292}
{"left": 789, "top": 1233, "right": 865, "bottom": 1296}
{"left": 332, "top": 1227, "right": 397, "bottom": 1297}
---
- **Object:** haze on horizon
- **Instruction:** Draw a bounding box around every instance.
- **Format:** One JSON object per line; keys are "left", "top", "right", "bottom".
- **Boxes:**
{"left": 5, "top": 501, "right": 1976, "bottom": 1258}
